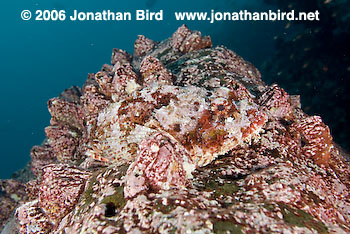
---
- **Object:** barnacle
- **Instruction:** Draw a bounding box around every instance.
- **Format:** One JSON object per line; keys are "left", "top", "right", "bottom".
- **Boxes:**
{"left": 171, "top": 24, "right": 212, "bottom": 53}
{"left": 290, "top": 116, "right": 334, "bottom": 165}
{"left": 11, "top": 25, "right": 350, "bottom": 234}
{"left": 134, "top": 35, "right": 156, "bottom": 57}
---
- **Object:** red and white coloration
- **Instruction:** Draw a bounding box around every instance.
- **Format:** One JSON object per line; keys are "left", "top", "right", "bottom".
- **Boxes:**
{"left": 111, "top": 48, "right": 132, "bottom": 65}
{"left": 111, "top": 62, "right": 140, "bottom": 102}
{"left": 258, "top": 84, "right": 293, "bottom": 119}
{"left": 15, "top": 25, "right": 350, "bottom": 234}
{"left": 241, "top": 109, "right": 268, "bottom": 139}
{"left": 80, "top": 83, "right": 110, "bottom": 125}
{"left": 154, "top": 86, "right": 268, "bottom": 167}
{"left": 140, "top": 56, "right": 173, "bottom": 85}
{"left": 30, "top": 145, "right": 56, "bottom": 177}
{"left": 134, "top": 35, "right": 156, "bottom": 57}
{"left": 45, "top": 97, "right": 86, "bottom": 165}
{"left": 47, "top": 98, "right": 84, "bottom": 131}
{"left": 170, "top": 24, "right": 191, "bottom": 51}
{"left": 94, "top": 71, "right": 115, "bottom": 98}
{"left": 45, "top": 125, "right": 79, "bottom": 163}
{"left": 38, "top": 164, "right": 91, "bottom": 225}
{"left": 210, "top": 94, "right": 238, "bottom": 121}
{"left": 228, "top": 80, "right": 254, "bottom": 102}
{"left": 124, "top": 132, "right": 194, "bottom": 198}
{"left": 290, "top": 116, "right": 334, "bottom": 165}
{"left": 171, "top": 24, "right": 212, "bottom": 53}
{"left": 16, "top": 200, "right": 53, "bottom": 234}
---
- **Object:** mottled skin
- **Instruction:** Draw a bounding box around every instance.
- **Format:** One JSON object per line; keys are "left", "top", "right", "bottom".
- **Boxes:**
{"left": 124, "top": 132, "right": 193, "bottom": 198}
{"left": 5, "top": 25, "right": 350, "bottom": 233}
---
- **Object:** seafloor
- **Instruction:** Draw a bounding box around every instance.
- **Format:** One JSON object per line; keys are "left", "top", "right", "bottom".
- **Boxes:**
{"left": 1, "top": 25, "right": 350, "bottom": 233}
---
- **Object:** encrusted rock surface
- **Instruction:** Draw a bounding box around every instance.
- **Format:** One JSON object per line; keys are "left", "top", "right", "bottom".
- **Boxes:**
{"left": 0, "top": 180, "right": 27, "bottom": 230}
{"left": 1, "top": 25, "right": 349, "bottom": 233}
{"left": 262, "top": 0, "right": 350, "bottom": 153}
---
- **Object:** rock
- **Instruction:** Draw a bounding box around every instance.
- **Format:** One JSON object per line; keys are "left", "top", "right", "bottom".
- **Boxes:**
{"left": 4, "top": 25, "right": 349, "bottom": 233}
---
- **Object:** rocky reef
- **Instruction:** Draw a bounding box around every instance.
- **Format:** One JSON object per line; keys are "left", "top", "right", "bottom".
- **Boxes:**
{"left": 1, "top": 25, "right": 350, "bottom": 233}
{"left": 263, "top": 0, "right": 350, "bottom": 152}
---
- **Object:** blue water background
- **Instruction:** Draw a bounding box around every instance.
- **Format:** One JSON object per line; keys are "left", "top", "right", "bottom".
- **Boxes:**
{"left": 0, "top": 0, "right": 287, "bottom": 178}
